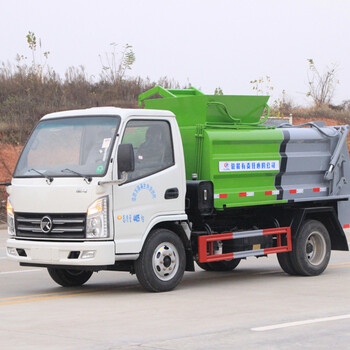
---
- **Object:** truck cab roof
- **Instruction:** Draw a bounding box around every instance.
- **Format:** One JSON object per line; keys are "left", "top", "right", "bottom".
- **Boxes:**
{"left": 41, "top": 107, "right": 175, "bottom": 121}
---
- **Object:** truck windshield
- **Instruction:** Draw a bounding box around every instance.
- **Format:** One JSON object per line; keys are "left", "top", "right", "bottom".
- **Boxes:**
{"left": 14, "top": 116, "right": 120, "bottom": 178}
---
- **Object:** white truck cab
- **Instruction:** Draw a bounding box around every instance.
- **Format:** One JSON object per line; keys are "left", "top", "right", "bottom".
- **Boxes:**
{"left": 6, "top": 107, "right": 189, "bottom": 291}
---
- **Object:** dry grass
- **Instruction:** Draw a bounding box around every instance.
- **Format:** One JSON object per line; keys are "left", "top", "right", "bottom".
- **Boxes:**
{"left": 280, "top": 103, "right": 350, "bottom": 125}
{"left": 0, "top": 63, "right": 182, "bottom": 145}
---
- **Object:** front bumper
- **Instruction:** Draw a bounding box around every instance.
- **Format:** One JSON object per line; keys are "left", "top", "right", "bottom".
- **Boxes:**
{"left": 6, "top": 238, "right": 115, "bottom": 266}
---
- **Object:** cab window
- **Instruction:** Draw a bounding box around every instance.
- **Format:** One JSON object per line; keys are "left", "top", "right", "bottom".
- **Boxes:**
{"left": 121, "top": 120, "right": 174, "bottom": 181}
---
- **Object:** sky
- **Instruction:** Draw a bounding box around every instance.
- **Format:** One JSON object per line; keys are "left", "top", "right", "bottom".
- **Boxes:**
{"left": 1, "top": 0, "right": 349, "bottom": 106}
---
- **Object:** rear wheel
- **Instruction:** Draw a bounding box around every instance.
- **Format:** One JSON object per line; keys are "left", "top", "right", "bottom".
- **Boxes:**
{"left": 277, "top": 251, "right": 298, "bottom": 275}
{"left": 279, "top": 220, "right": 331, "bottom": 276}
{"left": 196, "top": 262, "right": 213, "bottom": 271}
{"left": 47, "top": 268, "right": 93, "bottom": 287}
{"left": 135, "top": 228, "right": 186, "bottom": 292}
{"left": 290, "top": 220, "right": 331, "bottom": 276}
{"left": 196, "top": 259, "right": 241, "bottom": 271}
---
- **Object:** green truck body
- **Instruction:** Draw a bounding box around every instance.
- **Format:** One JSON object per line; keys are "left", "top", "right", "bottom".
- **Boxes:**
{"left": 140, "top": 86, "right": 285, "bottom": 209}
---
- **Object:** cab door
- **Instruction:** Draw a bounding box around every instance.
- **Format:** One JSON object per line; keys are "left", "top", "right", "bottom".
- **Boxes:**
{"left": 112, "top": 118, "right": 185, "bottom": 254}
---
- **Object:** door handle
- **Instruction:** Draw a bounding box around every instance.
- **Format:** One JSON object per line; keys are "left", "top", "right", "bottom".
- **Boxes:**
{"left": 164, "top": 187, "right": 179, "bottom": 199}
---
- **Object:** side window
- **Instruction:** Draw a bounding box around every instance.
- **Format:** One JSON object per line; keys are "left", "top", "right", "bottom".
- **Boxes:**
{"left": 121, "top": 120, "right": 174, "bottom": 181}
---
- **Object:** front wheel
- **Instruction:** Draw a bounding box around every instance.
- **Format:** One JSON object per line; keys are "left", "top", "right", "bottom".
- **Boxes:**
{"left": 289, "top": 220, "right": 331, "bottom": 276}
{"left": 135, "top": 228, "right": 186, "bottom": 292}
{"left": 47, "top": 268, "right": 93, "bottom": 287}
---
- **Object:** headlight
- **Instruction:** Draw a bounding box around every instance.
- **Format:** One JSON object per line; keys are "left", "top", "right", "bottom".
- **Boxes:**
{"left": 7, "top": 199, "right": 15, "bottom": 236}
{"left": 86, "top": 197, "right": 108, "bottom": 238}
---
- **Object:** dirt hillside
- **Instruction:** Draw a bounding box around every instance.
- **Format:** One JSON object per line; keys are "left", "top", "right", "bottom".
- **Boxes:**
{"left": 0, "top": 144, "right": 22, "bottom": 220}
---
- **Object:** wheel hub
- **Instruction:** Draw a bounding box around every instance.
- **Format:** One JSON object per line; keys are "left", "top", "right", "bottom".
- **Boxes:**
{"left": 152, "top": 242, "right": 179, "bottom": 281}
{"left": 306, "top": 231, "right": 326, "bottom": 266}
{"left": 163, "top": 256, "right": 172, "bottom": 268}
{"left": 306, "top": 242, "right": 314, "bottom": 254}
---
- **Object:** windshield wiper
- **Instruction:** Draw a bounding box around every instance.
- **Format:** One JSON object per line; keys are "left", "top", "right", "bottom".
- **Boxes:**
{"left": 61, "top": 168, "right": 92, "bottom": 184}
{"left": 29, "top": 168, "right": 54, "bottom": 184}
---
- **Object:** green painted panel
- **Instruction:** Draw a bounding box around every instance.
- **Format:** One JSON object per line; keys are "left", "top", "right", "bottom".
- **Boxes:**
{"left": 201, "top": 128, "right": 285, "bottom": 208}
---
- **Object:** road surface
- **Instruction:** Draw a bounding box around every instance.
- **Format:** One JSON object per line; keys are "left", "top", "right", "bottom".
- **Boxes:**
{"left": 1, "top": 226, "right": 350, "bottom": 349}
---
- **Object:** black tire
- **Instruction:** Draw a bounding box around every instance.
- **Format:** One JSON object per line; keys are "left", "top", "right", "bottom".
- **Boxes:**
{"left": 208, "top": 259, "right": 241, "bottom": 271}
{"left": 196, "top": 259, "right": 241, "bottom": 271}
{"left": 277, "top": 252, "right": 299, "bottom": 275}
{"left": 135, "top": 228, "right": 186, "bottom": 292}
{"left": 290, "top": 220, "right": 331, "bottom": 276}
{"left": 47, "top": 268, "right": 93, "bottom": 287}
{"left": 196, "top": 262, "right": 213, "bottom": 271}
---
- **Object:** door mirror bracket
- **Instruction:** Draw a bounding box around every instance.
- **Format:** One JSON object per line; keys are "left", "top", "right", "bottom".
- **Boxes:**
{"left": 99, "top": 144, "right": 134, "bottom": 186}
{"left": 98, "top": 171, "right": 128, "bottom": 186}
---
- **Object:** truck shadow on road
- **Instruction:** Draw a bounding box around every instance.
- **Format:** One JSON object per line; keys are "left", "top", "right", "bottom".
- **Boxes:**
{"left": 54, "top": 266, "right": 289, "bottom": 295}
{"left": 2, "top": 265, "right": 338, "bottom": 306}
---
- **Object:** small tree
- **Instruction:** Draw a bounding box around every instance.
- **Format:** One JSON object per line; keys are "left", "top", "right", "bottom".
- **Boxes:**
{"left": 307, "top": 58, "right": 338, "bottom": 107}
{"left": 214, "top": 87, "right": 223, "bottom": 95}
{"left": 250, "top": 76, "right": 274, "bottom": 96}
{"left": 99, "top": 43, "right": 135, "bottom": 83}
{"left": 25, "top": 31, "right": 50, "bottom": 79}
{"left": 249, "top": 76, "right": 284, "bottom": 118}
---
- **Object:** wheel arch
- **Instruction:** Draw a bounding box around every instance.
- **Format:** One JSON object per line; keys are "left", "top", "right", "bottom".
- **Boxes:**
{"left": 141, "top": 217, "right": 195, "bottom": 272}
{"left": 152, "top": 221, "right": 189, "bottom": 247}
{"left": 289, "top": 207, "right": 349, "bottom": 251}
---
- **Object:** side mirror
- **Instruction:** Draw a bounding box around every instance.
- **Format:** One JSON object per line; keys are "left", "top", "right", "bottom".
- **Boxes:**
{"left": 117, "top": 143, "right": 135, "bottom": 173}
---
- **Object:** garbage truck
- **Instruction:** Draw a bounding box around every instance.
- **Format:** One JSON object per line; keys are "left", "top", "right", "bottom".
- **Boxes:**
{"left": 5, "top": 86, "right": 350, "bottom": 292}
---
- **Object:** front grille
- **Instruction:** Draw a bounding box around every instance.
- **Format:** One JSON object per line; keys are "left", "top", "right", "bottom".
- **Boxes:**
{"left": 15, "top": 213, "right": 86, "bottom": 240}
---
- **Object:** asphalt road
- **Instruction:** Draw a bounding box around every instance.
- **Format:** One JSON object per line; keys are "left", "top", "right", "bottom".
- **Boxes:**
{"left": 1, "top": 227, "right": 350, "bottom": 349}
